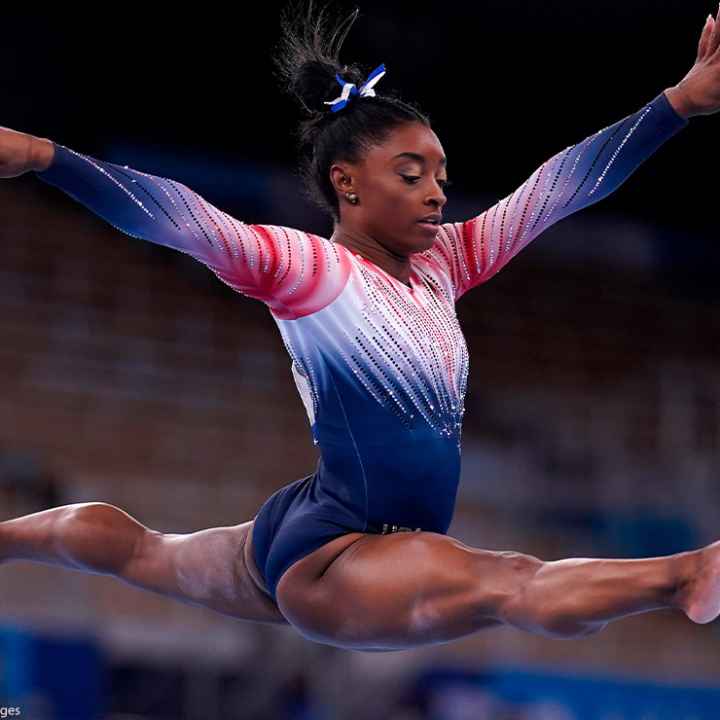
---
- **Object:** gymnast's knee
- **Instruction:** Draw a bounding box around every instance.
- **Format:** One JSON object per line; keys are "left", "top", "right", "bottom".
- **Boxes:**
{"left": 489, "top": 551, "right": 546, "bottom": 622}
{"left": 491, "top": 552, "right": 609, "bottom": 639}
{"left": 492, "top": 550, "right": 544, "bottom": 593}
{"left": 56, "top": 502, "right": 149, "bottom": 575}
{"left": 60, "top": 502, "right": 147, "bottom": 536}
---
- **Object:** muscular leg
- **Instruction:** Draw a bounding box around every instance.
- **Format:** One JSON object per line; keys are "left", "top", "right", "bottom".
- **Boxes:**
{"left": 276, "top": 531, "right": 716, "bottom": 651}
{"left": 0, "top": 502, "right": 287, "bottom": 625}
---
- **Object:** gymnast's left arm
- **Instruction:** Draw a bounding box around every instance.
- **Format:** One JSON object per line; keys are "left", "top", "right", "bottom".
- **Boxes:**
{"left": 432, "top": 10, "right": 720, "bottom": 301}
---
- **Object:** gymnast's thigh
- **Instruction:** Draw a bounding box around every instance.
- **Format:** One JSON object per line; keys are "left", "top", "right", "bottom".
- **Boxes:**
{"left": 275, "top": 531, "right": 505, "bottom": 650}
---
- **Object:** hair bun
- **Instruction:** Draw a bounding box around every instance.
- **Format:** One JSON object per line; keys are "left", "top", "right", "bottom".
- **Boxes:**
{"left": 275, "top": 2, "right": 365, "bottom": 116}
{"left": 291, "top": 60, "right": 363, "bottom": 115}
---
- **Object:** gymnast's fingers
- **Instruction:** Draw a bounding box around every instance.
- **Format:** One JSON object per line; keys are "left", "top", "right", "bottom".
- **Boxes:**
{"left": 698, "top": 14, "right": 713, "bottom": 61}
{"left": 709, "top": 4, "right": 720, "bottom": 58}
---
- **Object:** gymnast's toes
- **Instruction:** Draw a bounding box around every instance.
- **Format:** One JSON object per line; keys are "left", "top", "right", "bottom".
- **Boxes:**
{"left": 681, "top": 541, "right": 720, "bottom": 625}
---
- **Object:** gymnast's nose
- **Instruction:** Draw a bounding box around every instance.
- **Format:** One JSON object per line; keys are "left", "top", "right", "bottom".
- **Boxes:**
{"left": 425, "top": 181, "right": 447, "bottom": 210}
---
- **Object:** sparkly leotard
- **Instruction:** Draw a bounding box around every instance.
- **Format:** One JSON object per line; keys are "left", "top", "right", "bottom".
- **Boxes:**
{"left": 37, "top": 92, "right": 687, "bottom": 600}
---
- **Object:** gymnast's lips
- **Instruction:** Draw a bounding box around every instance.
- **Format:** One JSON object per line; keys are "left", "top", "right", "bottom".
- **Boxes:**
{"left": 418, "top": 213, "right": 443, "bottom": 225}
{"left": 417, "top": 214, "right": 442, "bottom": 232}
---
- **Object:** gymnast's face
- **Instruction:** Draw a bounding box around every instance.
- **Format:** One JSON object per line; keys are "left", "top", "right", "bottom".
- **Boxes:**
{"left": 331, "top": 122, "right": 449, "bottom": 256}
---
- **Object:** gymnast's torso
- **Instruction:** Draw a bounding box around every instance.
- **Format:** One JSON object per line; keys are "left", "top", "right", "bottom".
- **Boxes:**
{"left": 35, "top": 91, "right": 687, "bottom": 597}
{"left": 273, "top": 232, "right": 468, "bottom": 536}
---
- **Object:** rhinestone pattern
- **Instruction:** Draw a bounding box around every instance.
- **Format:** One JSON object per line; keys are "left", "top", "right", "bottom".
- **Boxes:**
{"left": 36, "top": 92, "right": 687, "bottom": 536}
{"left": 431, "top": 93, "right": 687, "bottom": 301}
{"left": 277, "top": 246, "right": 468, "bottom": 441}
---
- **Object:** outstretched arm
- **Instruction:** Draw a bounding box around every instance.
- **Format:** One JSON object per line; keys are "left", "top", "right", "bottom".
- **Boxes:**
{"left": 35, "top": 142, "right": 263, "bottom": 271}
{"left": 34, "top": 143, "right": 351, "bottom": 317}
{"left": 0, "top": 131, "right": 350, "bottom": 319}
{"left": 429, "top": 6, "right": 720, "bottom": 301}
{"left": 431, "top": 90, "right": 688, "bottom": 301}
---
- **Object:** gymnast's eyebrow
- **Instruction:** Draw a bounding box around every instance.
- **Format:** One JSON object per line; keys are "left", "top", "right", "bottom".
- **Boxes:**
{"left": 392, "top": 152, "right": 447, "bottom": 166}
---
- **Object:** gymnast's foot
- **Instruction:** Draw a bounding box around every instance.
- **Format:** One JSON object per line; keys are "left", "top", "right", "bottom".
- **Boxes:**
{"left": 678, "top": 540, "right": 720, "bottom": 624}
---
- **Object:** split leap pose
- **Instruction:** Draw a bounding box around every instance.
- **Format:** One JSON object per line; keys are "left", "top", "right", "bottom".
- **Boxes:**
{"left": 2, "top": 4, "right": 720, "bottom": 651}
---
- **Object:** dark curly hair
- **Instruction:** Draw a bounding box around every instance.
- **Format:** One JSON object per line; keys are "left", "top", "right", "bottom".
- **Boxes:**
{"left": 274, "top": 0, "right": 430, "bottom": 222}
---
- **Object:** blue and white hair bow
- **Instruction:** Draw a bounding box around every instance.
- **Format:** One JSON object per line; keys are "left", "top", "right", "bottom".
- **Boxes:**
{"left": 323, "top": 63, "right": 386, "bottom": 113}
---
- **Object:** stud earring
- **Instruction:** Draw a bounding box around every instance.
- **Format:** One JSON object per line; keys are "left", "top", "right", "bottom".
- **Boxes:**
{"left": 345, "top": 192, "right": 359, "bottom": 205}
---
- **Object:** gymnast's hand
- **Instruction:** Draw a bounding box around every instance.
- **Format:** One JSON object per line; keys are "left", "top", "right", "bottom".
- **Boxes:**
{"left": 666, "top": 6, "right": 720, "bottom": 118}
{"left": 0, "top": 127, "right": 54, "bottom": 178}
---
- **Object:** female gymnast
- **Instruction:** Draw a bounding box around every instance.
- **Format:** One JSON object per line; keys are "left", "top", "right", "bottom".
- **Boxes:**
{"left": 2, "top": 3, "right": 720, "bottom": 652}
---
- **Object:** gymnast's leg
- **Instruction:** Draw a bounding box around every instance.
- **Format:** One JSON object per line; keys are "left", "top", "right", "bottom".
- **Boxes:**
{"left": 276, "top": 531, "right": 719, "bottom": 650}
{"left": 0, "top": 502, "right": 287, "bottom": 625}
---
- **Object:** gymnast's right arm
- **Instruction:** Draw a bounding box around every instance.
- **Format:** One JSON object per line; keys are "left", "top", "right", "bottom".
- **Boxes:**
{"left": 0, "top": 127, "right": 350, "bottom": 318}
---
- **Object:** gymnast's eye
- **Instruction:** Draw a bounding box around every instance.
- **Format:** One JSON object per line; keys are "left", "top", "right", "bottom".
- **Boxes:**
{"left": 400, "top": 175, "right": 453, "bottom": 191}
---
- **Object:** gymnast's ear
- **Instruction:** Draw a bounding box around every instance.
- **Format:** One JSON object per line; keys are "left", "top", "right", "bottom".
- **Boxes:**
{"left": 329, "top": 163, "right": 356, "bottom": 195}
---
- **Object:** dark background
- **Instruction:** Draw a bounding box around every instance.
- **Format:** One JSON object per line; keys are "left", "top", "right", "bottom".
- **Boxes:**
{"left": 3, "top": 2, "right": 714, "bottom": 231}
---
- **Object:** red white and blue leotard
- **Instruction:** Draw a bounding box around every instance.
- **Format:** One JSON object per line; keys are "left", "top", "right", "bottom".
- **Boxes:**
{"left": 37, "top": 92, "right": 687, "bottom": 599}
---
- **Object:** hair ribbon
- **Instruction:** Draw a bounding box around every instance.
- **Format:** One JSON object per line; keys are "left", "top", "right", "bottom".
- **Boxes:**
{"left": 323, "top": 64, "right": 386, "bottom": 113}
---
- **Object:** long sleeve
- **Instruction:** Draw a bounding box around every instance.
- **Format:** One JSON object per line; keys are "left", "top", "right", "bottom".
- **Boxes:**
{"left": 429, "top": 91, "right": 689, "bottom": 301}
{"left": 35, "top": 145, "right": 351, "bottom": 319}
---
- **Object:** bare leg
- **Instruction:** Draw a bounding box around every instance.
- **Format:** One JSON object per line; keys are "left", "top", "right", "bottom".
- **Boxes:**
{"left": 499, "top": 552, "right": 694, "bottom": 636}
{"left": 276, "top": 531, "right": 713, "bottom": 650}
{"left": 0, "top": 502, "right": 287, "bottom": 625}
{"left": 503, "top": 540, "right": 720, "bottom": 632}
